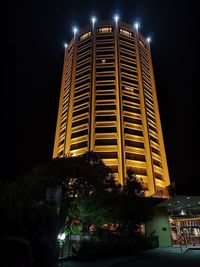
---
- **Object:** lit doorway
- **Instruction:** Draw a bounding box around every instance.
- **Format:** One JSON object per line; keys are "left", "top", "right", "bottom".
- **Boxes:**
{"left": 169, "top": 217, "right": 200, "bottom": 246}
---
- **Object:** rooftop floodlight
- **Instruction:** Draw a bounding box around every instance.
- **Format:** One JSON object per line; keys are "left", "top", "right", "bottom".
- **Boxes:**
{"left": 114, "top": 14, "right": 119, "bottom": 23}
{"left": 64, "top": 43, "right": 68, "bottom": 48}
{"left": 73, "top": 26, "right": 78, "bottom": 36}
{"left": 134, "top": 22, "right": 140, "bottom": 33}
{"left": 91, "top": 16, "right": 96, "bottom": 25}
{"left": 146, "top": 36, "right": 151, "bottom": 43}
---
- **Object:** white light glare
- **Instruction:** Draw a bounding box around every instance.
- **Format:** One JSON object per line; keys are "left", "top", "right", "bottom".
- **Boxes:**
{"left": 58, "top": 233, "right": 66, "bottom": 241}
{"left": 146, "top": 37, "right": 151, "bottom": 43}
{"left": 73, "top": 27, "right": 78, "bottom": 35}
{"left": 91, "top": 16, "right": 96, "bottom": 24}
{"left": 180, "top": 210, "right": 186, "bottom": 216}
{"left": 114, "top": 15, "right": 119, "bottom": 23}
{"left": 134, "top": 22, "right": 140, "bottom": 32}
{"left": 64, "top": 43, "right": 68, "bottom": 48}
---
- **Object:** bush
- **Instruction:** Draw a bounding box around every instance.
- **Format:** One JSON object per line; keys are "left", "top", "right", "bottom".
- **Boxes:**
{"left": 74, "top": 236, "right": 151, "bottom": 261}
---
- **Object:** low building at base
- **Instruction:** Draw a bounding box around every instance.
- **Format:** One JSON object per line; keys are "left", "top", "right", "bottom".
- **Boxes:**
{"left": 146, "top": 195, "right": 200, "bottom": 247}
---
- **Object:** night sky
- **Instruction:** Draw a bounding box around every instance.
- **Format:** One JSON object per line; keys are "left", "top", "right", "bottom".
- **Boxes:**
{"left": 3, "top": 0, "right": 199, "bottom": 195}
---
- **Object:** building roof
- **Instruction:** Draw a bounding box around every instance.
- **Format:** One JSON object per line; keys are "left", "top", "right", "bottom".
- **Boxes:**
{"left": 155, "top": 195, "right": 200, "bottom": 219}
{"left": 156, "top": 195, "right": 200, "bottom": 210}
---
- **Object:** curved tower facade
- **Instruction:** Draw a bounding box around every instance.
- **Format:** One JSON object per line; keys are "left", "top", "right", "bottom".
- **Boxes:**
{"left": 53, "top": 20, "right": 170, "bottom": 197}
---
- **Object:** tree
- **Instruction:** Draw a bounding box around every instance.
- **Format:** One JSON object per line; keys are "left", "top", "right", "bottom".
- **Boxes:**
{"left": 0, "top": 151, "right": 153, "bottom": 260}
{"left": 64, "top": 169, "right": 152, "bottom": 239}
{"left": 122, "top": 170, "right": 145, "bottom": 197}
{"left": 0, "top": 152, "right": 117, "bottom": 238}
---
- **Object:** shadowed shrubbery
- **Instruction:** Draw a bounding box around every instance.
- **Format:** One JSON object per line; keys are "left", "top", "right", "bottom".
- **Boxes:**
{"left": 73, "top": 235, "right": 152, "bottom": 261}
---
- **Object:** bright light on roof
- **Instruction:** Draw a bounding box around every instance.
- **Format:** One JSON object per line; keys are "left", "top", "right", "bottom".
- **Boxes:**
{"left": 114, "top": 15, "right": 119, "bottom": 22}
{"left": 64, "top": 43, "right": 68, "bottom": 48}
{"left": 134, "top": 22, "right": 140, "bottom": 32}
{"left": 73, "top": 27, "right": 78, "bottom": 35}
{"left": 146, "top": 37, "right": 151, "bottom": 43}
{"left": 91, "top": 16, "right": 96, "bottom": 24}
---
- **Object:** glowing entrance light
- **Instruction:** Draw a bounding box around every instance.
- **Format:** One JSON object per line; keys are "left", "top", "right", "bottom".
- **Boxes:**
{"left": 134, "top": 22, "right": 140, "bottom": 33}
{"left": 91, "top": 16, "right": 96, "bottom": 26}
{"left": 114, "top": 14, "right": 119, "bottom": 23}
{"left": 58, "top": 232, "right": 66, "bottom": 241}
{"left": 73, "top": 26, "right": 78, "bottom": 37}
{"left": 180, "top": 210, "right": 186, "bottom": 216}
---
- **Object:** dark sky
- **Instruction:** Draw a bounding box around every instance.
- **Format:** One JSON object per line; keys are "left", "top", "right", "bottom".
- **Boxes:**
{"left": 3, "top": 0, "right": 199, "bottom": 195}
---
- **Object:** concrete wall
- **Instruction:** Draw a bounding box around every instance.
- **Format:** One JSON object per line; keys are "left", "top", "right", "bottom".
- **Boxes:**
{"left": 146, "top": 207, "right": 172, "bottom": 247}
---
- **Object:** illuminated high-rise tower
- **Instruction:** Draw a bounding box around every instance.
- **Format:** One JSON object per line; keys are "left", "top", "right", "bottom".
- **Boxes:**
{"left": 53, "top": 19, "right": 170, "bottom": 197}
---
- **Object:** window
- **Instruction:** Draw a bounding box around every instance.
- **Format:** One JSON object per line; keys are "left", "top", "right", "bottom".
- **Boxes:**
{"left": 95, "top": 139, "right": 117, "bottom": 146}
{"left": 126, "top": 153, "right": 146, "bottom": 161}
{"left": 153, "top": 159, "right": 162, "bottom": 168}
{"left": 80, "top": 31, "right": 91, "bottom": 41}
{"left": 59, "top": 139, "right": 65, "bottom": 146}
{"left": 95, "top": 127, "right": 116, "bottom": 133}
{"left": 96, "top": 105, "right": 116, "bottom": 111}
{"left": 70, "top": 141, "right": 87, "bottom": 150}
{"left": 150, "top": 135, "right": 159, "bottom": 144}
{"left": 139, "top": 40, "right": 145, "bottom": 47}
{"left": 95, "top": 115, "right": 116, "bottom": 121}
{"left": 125, "top": 140, "right": 144, "bottom": 148}
{"left": 120, "top": 28, "right": 132, "bottom": 37}
{"left": 72, "top": 118, "right": 88, "bottom": 127}
{"left": 98, "top": 27, "right": 112, "bottom": 33}
{"left": 71, "top": 129, "right": 88, "bottom": 139}
{"left": 123, "top": 106, "right": 141, "bottom": 114}
{"left": 73, "top": 107, "right": 89, "bottom": 117}
{"left": 95, "top": 152, "right": 118, "bottom": 159}
{"left": 124, "top": 117, "right": 142, "bottom": 125}
{"left": 58, "top": 150, "right": 64, "bottom": 157}
{"left": 60, "top": 118, "right": 67, "bottom": 127}
{"left": 124, "top": 86, "right": 134, "bottom": 93}
{"left": 127, "top": 167, "right": 147, "bottom": 176}
{"left": 154, "top": 172, "right": 163, "bottom": 180}
{"left": 151, "top": 146, "right": 161, "bottom": 155}
{"left": 96, "top": 76, "right": 115, "bottom": 82}
{"left": 124, "top": 128, "right": 143, "bottom": 136}
{"left": 59, "top": 128, "right": 66, "bottom": 136}
{"left": 96, "top": 95, "right": 115, "bottom": 101}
